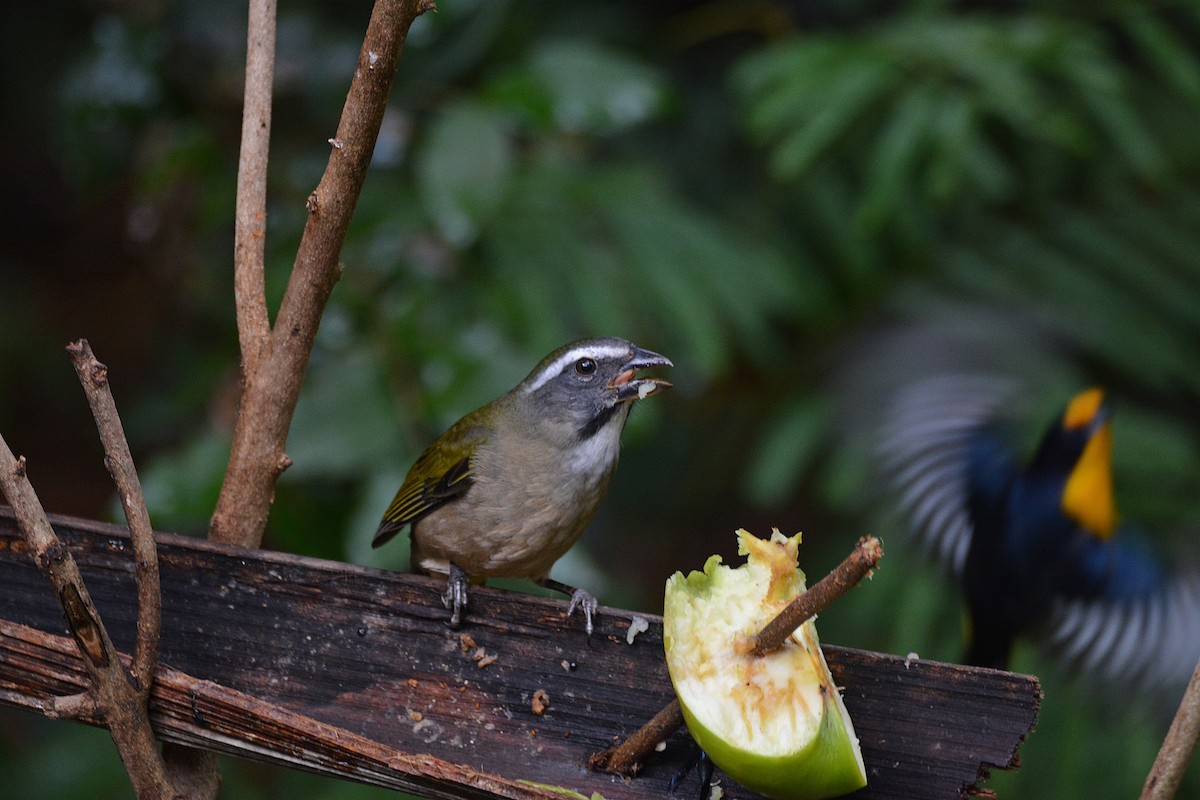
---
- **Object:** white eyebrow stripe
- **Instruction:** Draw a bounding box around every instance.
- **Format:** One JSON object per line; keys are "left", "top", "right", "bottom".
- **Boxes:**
{"left": 523, "top": 344, "right": 629, "bottom": 393}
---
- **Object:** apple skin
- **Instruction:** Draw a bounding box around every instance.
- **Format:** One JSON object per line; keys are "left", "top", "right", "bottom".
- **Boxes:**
{"left": 664, "top": 530, "right": 867, "bottom": 800}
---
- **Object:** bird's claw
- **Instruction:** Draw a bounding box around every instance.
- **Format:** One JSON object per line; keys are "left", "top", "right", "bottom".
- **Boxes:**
{"left": 443, "top": 564, "right": 470, "bottom": 629}
{"left": 566, "top": 587, "right": 598, "bottom": 638}
{"left": 539, "top": 577, "right": 599, "bottom": 638}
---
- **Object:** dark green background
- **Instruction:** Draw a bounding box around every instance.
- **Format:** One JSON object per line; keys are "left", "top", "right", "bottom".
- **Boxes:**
{"left": 2, "top": 1, "right": 1199, "bottom": 797}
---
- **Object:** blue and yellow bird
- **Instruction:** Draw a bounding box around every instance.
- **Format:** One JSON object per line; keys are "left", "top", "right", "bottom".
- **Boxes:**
{"left": 879, "top": 375, "right": 1200, "bottom": 692}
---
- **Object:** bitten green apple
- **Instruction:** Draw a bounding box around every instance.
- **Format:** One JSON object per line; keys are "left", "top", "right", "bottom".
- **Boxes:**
{"left": 663, "top": 529, "right": 867, "bottom": 800}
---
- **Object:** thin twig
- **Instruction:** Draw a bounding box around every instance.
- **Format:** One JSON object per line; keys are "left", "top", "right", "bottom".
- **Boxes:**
{"left": 589, "top": 699, "right": 683, "bottom": 777}
{"left": 591, "top": 536, "right": 884, "bottom": 777}
{"left": 67, "top": 339, "right": 161, "bottom": 699}
{"left": 749, "top": 535, "right": 883, "bottom": 657}
{"left": 1140, "top": 653, "right": 1200, "bottom": 800}
{"left": 233, "top": 0, "right": 276, "bottom": 375}
{"left": 45, "top": 691, "right": 98, "bottom": 720}
{"left": 210, "top": 0, "right": 433, "bottom": 548}
{"left": 0, "top": 438, "right": 174, "bottom": 797}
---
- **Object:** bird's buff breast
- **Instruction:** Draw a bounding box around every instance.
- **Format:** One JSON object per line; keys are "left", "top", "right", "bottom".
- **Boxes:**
{"left": 411, "top": 433, "right": 620, "bottom": 580}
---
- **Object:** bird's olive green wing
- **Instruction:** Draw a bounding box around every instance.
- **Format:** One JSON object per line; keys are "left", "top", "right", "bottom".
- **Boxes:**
{"left": 372, "top": 421, "right": 484, "bottom": 548}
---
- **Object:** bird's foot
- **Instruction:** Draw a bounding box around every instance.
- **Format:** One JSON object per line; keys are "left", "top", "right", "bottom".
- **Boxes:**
{"left": 442, "top": 564, "right": 470, "bottom": 628}
{"left": 566, "top": 588, "right": 598, "bottom": 638}
{"left": 669, "top": 744, "right": 715, "bottom": 800}
{"left": 539, "top": 577, "right": 598, "bottom": 638}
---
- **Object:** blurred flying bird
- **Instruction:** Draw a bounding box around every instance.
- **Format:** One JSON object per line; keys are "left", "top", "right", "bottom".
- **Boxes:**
{"left": 879, "top": 375, "right": 1200, "bottom": 693}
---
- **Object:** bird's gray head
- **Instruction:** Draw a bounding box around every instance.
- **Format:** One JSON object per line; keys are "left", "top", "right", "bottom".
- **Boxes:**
{"left": 516, "top": 337, "right": 673, "bottom": 441}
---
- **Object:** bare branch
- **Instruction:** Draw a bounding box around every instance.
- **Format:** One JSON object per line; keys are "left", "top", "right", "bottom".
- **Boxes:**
{"left": 0, "top": 439, "right": 174, "bottom": 797}
{"left": 66, "top": 339, "right": 161, "bottom": 699}
{"left": 1141, "top": 653, "right": 1200, "bottom": 800}
{"left": 749, "top": 535, "right": 883, "bottom": 657}
{"left": 191, "top": 4, "right": 282, "bottom": 792}
{"left": 589, "top": 699, "right": 683, "bottom": 777}
{"left": 45, "top": 691, "right": 97, "bottom": 720}
{"left": 0, "top": 688, "right": 97, "bottom": 721}
{"left": 234, "top": 0, "right": 277, "bottom": 375}
{"left": 210, "top": 0, "right": 433, "bottom": 548}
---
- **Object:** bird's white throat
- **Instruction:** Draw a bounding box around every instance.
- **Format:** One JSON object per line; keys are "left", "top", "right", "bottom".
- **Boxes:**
{"left": 566, "top": 407, "right": 627, "bottom": 477}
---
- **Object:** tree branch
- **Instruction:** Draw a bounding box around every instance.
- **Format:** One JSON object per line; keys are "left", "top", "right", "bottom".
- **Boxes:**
{"left": 1141, "top": 653, "right": 1200, "bottom": 800}
{"left": 588, "top": 700, "right": 684, "bottom": 777}
{"left": 65, "top": 339, "right": 201, "bottom": 796}
{"left": 176, "top": 4, "right": 282, "bottom": 793}
{"left": 233, "top": 0, "right": 277, "bottom": 376}
{"left": 592, "top": 536, "right": 884, "bottom": 777}
{"left": 210, "top": 0, "right": 433, "bottom": 548}
{"left": 66, "top": 339, "right": 161, "bottom": 699}
{"left": 749, "top": 535, "right": 883, "bottom": 657}
{"left": 0, "top": 442, "right": 173, "bottom": 798}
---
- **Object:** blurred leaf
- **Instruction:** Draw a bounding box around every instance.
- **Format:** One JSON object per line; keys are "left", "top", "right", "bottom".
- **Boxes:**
{"left": 1059, "top": 212, "right": 1200, "bottom": 343}
{"left": 1060, "top": 49, "right": 1167, "bottom": 182}
{"left": 56, "top": 15, "right": 166, "bottom": 189}
{"left": 286, "top": 347, "right": 400, "bottom": 480}
{"left": 744, "top": 395, "right": 828, "bottom": 507}
{"left": 1112, "top": 407, "right": 1200, "bottom": 526}
{"left": 528, "top": 40, "right": 668, "bottom": 134}
{"left": 0, "top": 715, "right": 132, "bottom": 798}
{"left": 416, "top": 99, "right": 514, "bottom": 246}
{"left": 857, "top": 84, "right": 937, "bottom": 228}
{"left": 138, "top": 432, "right": 229, "bottom": 535}
{"left": 1121, "top": 9, "right": 1200, "bottom": 109}
{"left": 482, "top": 161, "right": 809, "bottom": 380}
{"left": 737, "top": 45, "right": 897, "bottom": 179}
{"left": 921, "top": 91, "right": 974, "bottom": 203}
{"left": 735, "top": 11, "right": 1194, "bottom": 227}
{"left": 951, "top": 226, "right": 1200, "bottom": 396}
{"left": 345, "top": 469, "right": 411, "bottom": 568}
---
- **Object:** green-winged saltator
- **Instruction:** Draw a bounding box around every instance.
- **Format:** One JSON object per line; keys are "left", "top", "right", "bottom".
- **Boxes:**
{"left": 879, "top": 375, "right": 1200, "bottom": 693}
{"left": 373, "top": 337, "right": 672, "bottom": 634}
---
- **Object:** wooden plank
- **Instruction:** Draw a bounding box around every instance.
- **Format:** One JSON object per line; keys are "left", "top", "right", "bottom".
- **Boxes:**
{"left": 0, "top": 509, "right": 1040, "bottom": 799}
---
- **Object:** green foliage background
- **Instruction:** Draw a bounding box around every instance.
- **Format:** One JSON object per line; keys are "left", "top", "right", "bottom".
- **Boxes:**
{"left": 3, "top": 0, "right": 1200, "bottom": 797}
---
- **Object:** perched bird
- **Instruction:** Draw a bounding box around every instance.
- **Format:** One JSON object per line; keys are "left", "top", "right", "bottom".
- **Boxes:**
{"left": 879, "top": 375, "right": 1200, "bottom": 692}
{"left": 374, "top": 337, "right": 672, "bottom": 635}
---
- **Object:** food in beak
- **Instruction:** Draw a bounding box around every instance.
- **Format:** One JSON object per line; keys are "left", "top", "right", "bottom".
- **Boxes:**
{"left": 614, "top": 375, "right": 671, "bottom": 402}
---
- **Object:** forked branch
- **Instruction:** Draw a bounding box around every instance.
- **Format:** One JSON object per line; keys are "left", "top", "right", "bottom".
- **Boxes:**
{"left": 0, "top": 340, "right": 180, "bottom": 796}
{"left": 66, "top": 339, "right": 162, "bottom": 698}
{"left": 210, "top": 0, "right": 434, "bottom": 549}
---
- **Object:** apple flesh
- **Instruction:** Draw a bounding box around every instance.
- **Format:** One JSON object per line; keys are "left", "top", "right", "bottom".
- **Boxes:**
{"left": 663, "top": 529, "right": 867, "bottom": 800}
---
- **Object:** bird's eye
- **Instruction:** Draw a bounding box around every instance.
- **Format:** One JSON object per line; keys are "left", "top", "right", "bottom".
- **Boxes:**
{"left": 574, "top": 357, "right": 597, "bottom": 376}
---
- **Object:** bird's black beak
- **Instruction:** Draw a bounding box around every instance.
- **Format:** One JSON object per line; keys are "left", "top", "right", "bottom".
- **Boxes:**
{"left": 610, "top": 346, "right": 673, "bottom": 402}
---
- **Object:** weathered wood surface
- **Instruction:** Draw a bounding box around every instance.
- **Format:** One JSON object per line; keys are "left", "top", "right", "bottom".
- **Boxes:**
{"left": 0, "top": 510, "right": 1040, "bottom": 799}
